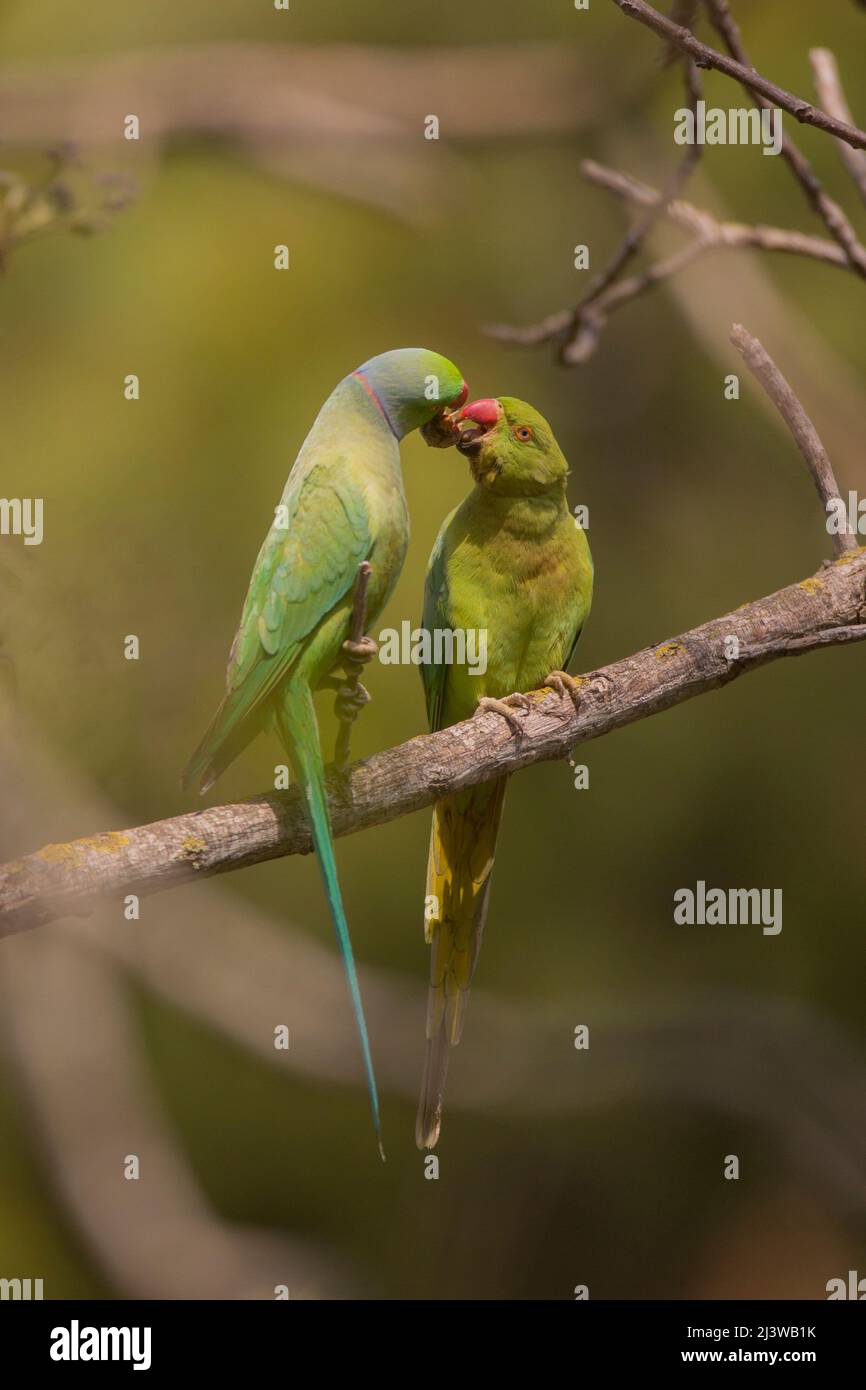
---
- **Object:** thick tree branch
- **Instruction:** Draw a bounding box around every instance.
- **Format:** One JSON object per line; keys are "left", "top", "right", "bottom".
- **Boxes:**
{"left": 1, "top": 549, "right": 863, "bottom": 935}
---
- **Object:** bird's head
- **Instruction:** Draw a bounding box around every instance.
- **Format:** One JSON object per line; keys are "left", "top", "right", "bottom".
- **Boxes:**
{"left": 454, "top": 396, "right": 569, "bottom": 495}
{"left": 354, "top": 348, "right": 468, "bottom": 440}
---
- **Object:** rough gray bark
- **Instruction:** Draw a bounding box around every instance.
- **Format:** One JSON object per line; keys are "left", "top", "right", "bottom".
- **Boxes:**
{"left": 1, "top": 549, "right": 863, "bottom": 936}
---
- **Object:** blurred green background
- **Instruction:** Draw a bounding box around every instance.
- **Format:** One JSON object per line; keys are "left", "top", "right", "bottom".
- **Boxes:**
{"left": 0, "top": 0, "right": 864, "bottom": 1299}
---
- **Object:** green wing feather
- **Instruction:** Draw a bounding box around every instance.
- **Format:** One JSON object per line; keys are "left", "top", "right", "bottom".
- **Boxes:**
{"left": 183, "top": 462, "right": 371, "bottom": 793}
{"left": 558, "top": 545, "right": 594, "bottom": 674}
{"left": 419, "top": 516, "right": 454, "bottom": 735}
{"left": 416, "top": 482, "right": 593, "bottom": 1149}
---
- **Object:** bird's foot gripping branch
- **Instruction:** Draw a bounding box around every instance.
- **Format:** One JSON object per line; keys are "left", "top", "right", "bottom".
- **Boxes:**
{"left": 1, "top": 543, "right": 864, "bottom": 938}
{"left": 1, "top": 325, "right": 864, "bottom": 939}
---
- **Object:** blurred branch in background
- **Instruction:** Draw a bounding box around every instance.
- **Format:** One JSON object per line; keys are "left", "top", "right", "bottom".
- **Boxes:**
{"left": 0, "top": 927, "right": 356, "bottom": 1298}
{"left": 700, "top": 0, "right": 866, "bottom": 274}
{"left": 622, "top": 157, "right": 866, "bottom": 470}
{"left": 0, "top": 3, "right": 863, "bottom": 1298}
{"left": 2, "top": 542, "right": 864, "bottom": 932}
{"left": 554, "top": 55, "right": 705, "bottom": 362}
{"left": 491, "top": 1, "right": 866, "bottom": 359}
{"left": 0, "top": 41, "right": 596, "bottom": 224}
{"left": 809, "top": 47, "right": 866, "bottom": 208}
{"left": 4, "top": 294, "right": 863, "bottom": 937}
{"left": 2, "top": 717, "right": 866, "bottom": 1311}
{"left": 0, "top": 145, "right": 134, "bottom": 273}
{"left": 489, "top": 159, "right": 856, "bottom": 361}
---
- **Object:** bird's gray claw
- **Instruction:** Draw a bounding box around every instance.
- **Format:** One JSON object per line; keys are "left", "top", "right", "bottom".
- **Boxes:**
{"left": 342, "top": 634, "right": 378, "bottom": 665}
{"left": 334, "top": 681, "right": 371, "bottom": 723}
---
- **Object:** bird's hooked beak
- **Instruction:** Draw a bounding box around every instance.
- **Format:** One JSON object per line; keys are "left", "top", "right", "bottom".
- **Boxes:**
{"left": 455, "top": 397, "right": 503, "bottom": 454}
{"left": 419, "top": 380, "right": 470, "bottom": 448}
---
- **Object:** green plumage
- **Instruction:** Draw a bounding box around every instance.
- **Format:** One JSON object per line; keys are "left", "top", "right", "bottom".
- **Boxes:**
{"left": 183, "top": 348, "right": 467, "bottom": 1152}
{"left": 417, "top": 397, "right": 594, "bottom": 1148}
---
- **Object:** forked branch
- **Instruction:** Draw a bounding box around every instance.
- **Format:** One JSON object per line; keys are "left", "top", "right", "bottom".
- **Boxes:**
{"left": 490, "top": 2, "right": 866, "bottom": 359}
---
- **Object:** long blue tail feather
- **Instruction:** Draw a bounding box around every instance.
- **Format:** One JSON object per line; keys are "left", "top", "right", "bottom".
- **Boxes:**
{"left": 275, "top": 685, "right": 384, "bottom": 1159}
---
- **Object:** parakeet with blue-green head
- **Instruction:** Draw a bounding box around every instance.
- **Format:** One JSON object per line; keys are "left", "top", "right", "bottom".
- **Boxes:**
{"left": 182, "top": 348, "right": 469, "bottom": 1156}
{"left": 416, "top": 396, "right": 594, "bottom": 1149}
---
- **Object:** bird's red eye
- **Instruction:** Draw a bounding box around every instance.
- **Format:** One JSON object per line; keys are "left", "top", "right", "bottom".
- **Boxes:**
{"left": 513, "top": 425, "right": 533, "bottom": 441}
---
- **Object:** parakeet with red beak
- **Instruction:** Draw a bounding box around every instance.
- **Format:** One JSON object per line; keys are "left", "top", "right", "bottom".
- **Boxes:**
{"left": 182, "top": 348, "right": 468, "bottom": 1155}
{"left": 417, "top": 396, "right": 593, "bottom": 1149}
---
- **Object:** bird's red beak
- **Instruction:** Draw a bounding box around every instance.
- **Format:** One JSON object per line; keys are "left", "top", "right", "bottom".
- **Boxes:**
{"left": 457, "top": 397, "right": 501, "bottom": 426}
{"left": 455, "top": 398, "right": 501, "bottom": 457}
{"left": 451, "top": 380, "right": 469, "bottom": 410}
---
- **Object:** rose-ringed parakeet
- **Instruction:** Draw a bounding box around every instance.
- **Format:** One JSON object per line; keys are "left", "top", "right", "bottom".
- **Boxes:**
{"left": 182, "top": 348, "right": 468, "bottom": 1155}
{"left": 416, "top": 396, "right": 594, "bottom": 1149}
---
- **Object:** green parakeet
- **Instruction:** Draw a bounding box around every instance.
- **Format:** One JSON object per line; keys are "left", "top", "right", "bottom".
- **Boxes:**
{"left": 416, "top": 396, "right": 594, "bottom": 1149}
{"left": 182, "top": 348, "right": 469, "bottom": 1155}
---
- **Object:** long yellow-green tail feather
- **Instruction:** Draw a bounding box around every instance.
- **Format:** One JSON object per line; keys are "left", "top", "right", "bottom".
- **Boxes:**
{"left": 416, "top": 777, "right": 507, "bottom": 1150}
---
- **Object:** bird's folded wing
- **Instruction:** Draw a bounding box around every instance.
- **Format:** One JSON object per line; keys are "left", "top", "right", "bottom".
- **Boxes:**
{"left": 217, "top": 464, "right": 372, "bottom": 742}
{"left": 420, "top": 526, "right": 452, "bottom": 733}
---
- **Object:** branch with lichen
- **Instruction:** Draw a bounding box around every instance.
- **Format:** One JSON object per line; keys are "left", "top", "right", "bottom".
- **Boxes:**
{"left": 2, "top": 325, "right": 863, "bottom": 936}
{"left": 1, "top": 544, "right": 862, "bottom": 935}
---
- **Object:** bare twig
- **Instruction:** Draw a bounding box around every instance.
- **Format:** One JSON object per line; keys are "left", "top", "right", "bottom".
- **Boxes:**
{"left": 488, "top": 160, "right": 852, "bottom": 357}
{"left": 660, "top": 3, "right": 701, "bottom": 67}
{"left": 558, "top": 240, "right": 707, "bottom": 365}
{"left": 613, "top": 0, "right": 866, "bottom": 151}
{"left": 809, "top": 48, "right": 866, "bottom": 208}
{"left": 700, "top": 0, "right": 743, "bottom": 52}
{"left": 490, "top": 2, "right": 866, "bottom": 356}
{"left": 2, "top": 547, "right": 863, "bottom": 933}
{"left": 582, "top": 161, "right": 850, "bottom": 269}
{"left": 485, "top": 306, "right": 573, "bottom": 349}
{"left": 730, "top": 326, "right": 859, "bottom": 558}
{"left": 559, "top": 58, "right": 703, "bottom": 362}
{"left": 700, "top": 0, "right": 866, "bottom": 278}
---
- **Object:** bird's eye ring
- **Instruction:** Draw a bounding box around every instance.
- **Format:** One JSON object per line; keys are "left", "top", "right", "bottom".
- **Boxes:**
{"left": 513, "top": 425, "right": 533, "bottom": 441}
